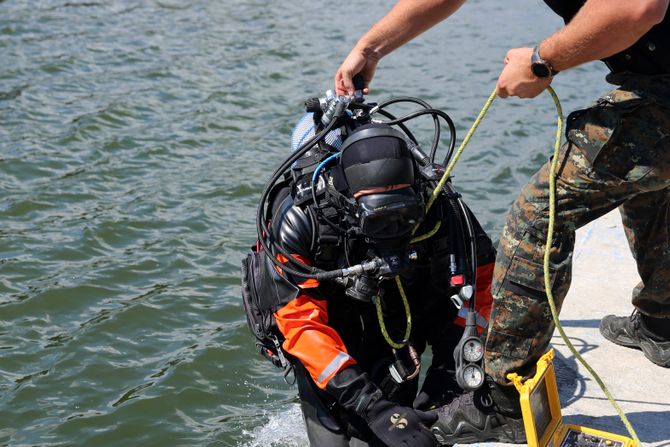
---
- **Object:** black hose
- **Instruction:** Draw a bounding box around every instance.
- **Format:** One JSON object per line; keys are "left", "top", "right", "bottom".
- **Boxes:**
{"left": 373, "top": 96, "right": 440, "bottom": 158}
{"left": 378, "top": 108, "right": 456, "bottom": 167}
{"left": 375, "top": 109, "right": 420, "bottom": 145}
{"left": 443, "top": 182, "right": 478, "bottom": 311}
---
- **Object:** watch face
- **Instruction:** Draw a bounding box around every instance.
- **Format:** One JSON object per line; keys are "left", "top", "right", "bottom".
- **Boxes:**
{"left": 532, "top": 63, "right": 551, "bottom": 78}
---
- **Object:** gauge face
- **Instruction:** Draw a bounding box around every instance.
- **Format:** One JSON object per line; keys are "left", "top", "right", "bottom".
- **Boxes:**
{"left": 463, "top": 338, "right": 484, "bottom": 362}
{"left": 462, "top": 364, "right": 484, "bottom": 389}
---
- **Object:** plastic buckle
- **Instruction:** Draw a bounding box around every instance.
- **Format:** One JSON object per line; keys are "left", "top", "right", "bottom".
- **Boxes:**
{"left": 282, "top": 363, "right": 296, "bottom": 385}
{"left": 450, "top": 293, "right": 464, "bottom": 309}
{"left": 450, "top": 274, "right": 465, "bottom": 286}
{"left": 271, "top": 335, "right": 288, "bottom": 369}
{"left": 354, "top": 388, "right": 383, "bottom": 417}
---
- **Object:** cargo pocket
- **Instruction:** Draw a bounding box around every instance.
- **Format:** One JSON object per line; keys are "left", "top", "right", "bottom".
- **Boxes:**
{"left": 567, "top": 92, "right": 655, "bottom": 182}
{"left": 486, "top": 329, "right": 532, "bottom": 361}
{"left": 488, "top": 252, "right": 559, "bottom": 361}
{"left": 503, "top": 255, "right": 557, "bottom": 302}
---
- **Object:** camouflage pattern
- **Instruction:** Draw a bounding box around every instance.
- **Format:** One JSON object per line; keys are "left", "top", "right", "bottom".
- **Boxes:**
{"left": 484, "top": 74, "right": 670, "bottom": 383}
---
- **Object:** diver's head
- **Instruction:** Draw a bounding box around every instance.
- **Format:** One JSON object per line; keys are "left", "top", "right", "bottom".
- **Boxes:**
{"left": 338, "top": 123, "right": 424, "bottom": 247}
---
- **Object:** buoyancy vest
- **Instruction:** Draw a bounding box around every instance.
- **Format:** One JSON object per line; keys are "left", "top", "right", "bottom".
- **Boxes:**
{"left": 543, "top": 0, "right": 670, "bottom": 75}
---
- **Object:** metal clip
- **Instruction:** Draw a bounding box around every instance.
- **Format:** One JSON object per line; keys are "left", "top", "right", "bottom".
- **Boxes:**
{"left": 388, "top": 344, "right": 421, "bottom": 383}
{"left": 389, "top": 362, "right": 406, "bottom": 384}
{"left": 271, "top": 335, "right": 288, "bottom": 369}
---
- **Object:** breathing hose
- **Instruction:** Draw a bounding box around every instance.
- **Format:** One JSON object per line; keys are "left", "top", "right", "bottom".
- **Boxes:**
{"left": 437, "top": 85, "right": 639, "bottom": 443}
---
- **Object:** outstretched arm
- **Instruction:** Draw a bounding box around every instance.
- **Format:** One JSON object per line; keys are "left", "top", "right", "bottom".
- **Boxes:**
{"left": 335, "top": 0, "right": 467, "bottom": 96}
{"left": 498, "top": 0, "right": 669, "bottom": 98}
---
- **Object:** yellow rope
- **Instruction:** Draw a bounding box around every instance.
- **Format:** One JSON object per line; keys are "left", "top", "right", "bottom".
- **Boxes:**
{"left": 382, "top": 87, "right": 643, "bottom": 443}
{"left": 380, "top": 88, "right": 498, "bottom": 350}
{"left": 411, "top": 220, "right": 442, "bottom": 243}
{"left": 437, "top": 85, "right": 639, "bottom": 443}
{"left": 542, "top": 87, "right": 640, "bottom": 445}
{"left": 425, "top": 88, "right": 499, "bottom": 217}
{"left": 380, "top": 89, "right": 499, "bottom": 349}
{"left": 379, "top": 83, "right": 640, "bottom": 442}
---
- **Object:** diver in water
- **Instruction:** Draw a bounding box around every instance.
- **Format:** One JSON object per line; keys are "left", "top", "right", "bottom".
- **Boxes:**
{"left": 242, "top": 94, "right": 498, "bottom": 446}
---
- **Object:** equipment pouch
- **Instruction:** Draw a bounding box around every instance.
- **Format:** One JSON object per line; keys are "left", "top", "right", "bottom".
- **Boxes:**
{"left": 241, "top": 246, "right": 299, "bottom": 369}
{"left": 566, "top": 90, "right": 657, "bottom": 182}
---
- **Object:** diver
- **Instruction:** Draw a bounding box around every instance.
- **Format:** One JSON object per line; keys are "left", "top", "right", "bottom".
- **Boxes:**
{"left": 241, "top": 93, "right": 498, "bottom": 446}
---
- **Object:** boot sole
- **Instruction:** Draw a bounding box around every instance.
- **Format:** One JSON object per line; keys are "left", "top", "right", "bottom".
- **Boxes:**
{"left": 639, "top": 339, "right": 670, "bottom": 367}
{"left": 431, "top": 418, "right": 527, "bottom": 445}
{"left": 600, "top": 322, "right": 670, "bottom": 368}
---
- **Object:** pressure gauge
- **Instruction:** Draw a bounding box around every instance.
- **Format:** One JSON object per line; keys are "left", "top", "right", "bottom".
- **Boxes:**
{"left": 462, "top": 337, "right": 484, "bottom": 362}
{"left": 461, "top": 364, "right": 485, "bottom": 390}
{"left": 454, "top": 312, "right": 486, "bottom": 392}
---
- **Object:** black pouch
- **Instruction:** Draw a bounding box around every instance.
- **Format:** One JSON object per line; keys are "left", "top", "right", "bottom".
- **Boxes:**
{"left": 241, "top": 246, "right": 300, "bottom": 370}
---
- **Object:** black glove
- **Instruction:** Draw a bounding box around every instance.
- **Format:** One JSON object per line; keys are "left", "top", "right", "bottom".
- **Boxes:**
{"left": 365, "top": 398, "right": 438, "bottom": 447}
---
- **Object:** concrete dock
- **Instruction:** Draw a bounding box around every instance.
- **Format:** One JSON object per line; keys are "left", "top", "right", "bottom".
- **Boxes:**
{"left": 472, "top": 210, "right": 670, "bottom": 447}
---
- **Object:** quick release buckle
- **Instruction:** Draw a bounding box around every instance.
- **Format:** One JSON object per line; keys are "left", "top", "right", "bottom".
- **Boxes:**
{"left": 450, "top": 284, "right": 473, "bottom": 309}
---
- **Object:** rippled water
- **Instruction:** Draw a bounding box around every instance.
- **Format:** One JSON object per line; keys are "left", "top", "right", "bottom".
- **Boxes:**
{"left": 1, "top": 1, "right": 609, "bottom": 445}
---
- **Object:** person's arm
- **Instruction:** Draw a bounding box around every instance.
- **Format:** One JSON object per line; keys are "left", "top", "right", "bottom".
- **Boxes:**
{"left": 540, "top": 0, "right": 668, "bottom": 72}
{"left": 276, "top": 289, "right": 438, "bottom": 446}
{"left": 275, "top": 292, "right": 358, "bottom": 388}
{"left": 498, "top": 0, "right": 669, "bottom": 98}
{"left": 335, "top": 0, "right": 466, "bottom": 95}
{"left": 270, "top": 202, "right": 355, "bottom": 387}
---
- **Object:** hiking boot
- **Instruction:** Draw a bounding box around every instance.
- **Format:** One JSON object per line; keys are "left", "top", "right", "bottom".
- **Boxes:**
{"left": 600, "top": 311, "right": 670, "bottom": 367}
{"left": 430, "top": 382, "right": 526, "bottom": 445}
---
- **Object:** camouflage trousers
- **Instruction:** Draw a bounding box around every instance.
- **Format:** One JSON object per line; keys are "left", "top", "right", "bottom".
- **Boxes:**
{"left": 485, "top": 74, "right": 670, "bottom": 383}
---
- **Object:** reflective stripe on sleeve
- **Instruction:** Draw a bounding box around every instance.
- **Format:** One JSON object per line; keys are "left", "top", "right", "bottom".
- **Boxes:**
{"left": 317, "top": 351, "right": 352, "bottom": 384}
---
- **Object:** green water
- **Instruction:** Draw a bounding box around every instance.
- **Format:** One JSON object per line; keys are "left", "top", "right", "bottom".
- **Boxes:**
{"left": 0, "top": 1, "right": 608, "bottom": 445}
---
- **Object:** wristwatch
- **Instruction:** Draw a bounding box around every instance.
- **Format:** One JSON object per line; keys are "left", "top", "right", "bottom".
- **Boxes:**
{"left": 531, "top": 45, "right": 559, "bottom": 78}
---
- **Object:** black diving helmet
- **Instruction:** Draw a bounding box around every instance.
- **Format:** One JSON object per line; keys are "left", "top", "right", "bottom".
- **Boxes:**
{"left": 338, "top": 123, "right": 425, "bottom": 241}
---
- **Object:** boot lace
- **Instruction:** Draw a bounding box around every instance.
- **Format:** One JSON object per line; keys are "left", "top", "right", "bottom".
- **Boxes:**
{"left": 629, "top": 309, "right": 641, "bottom": 330}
